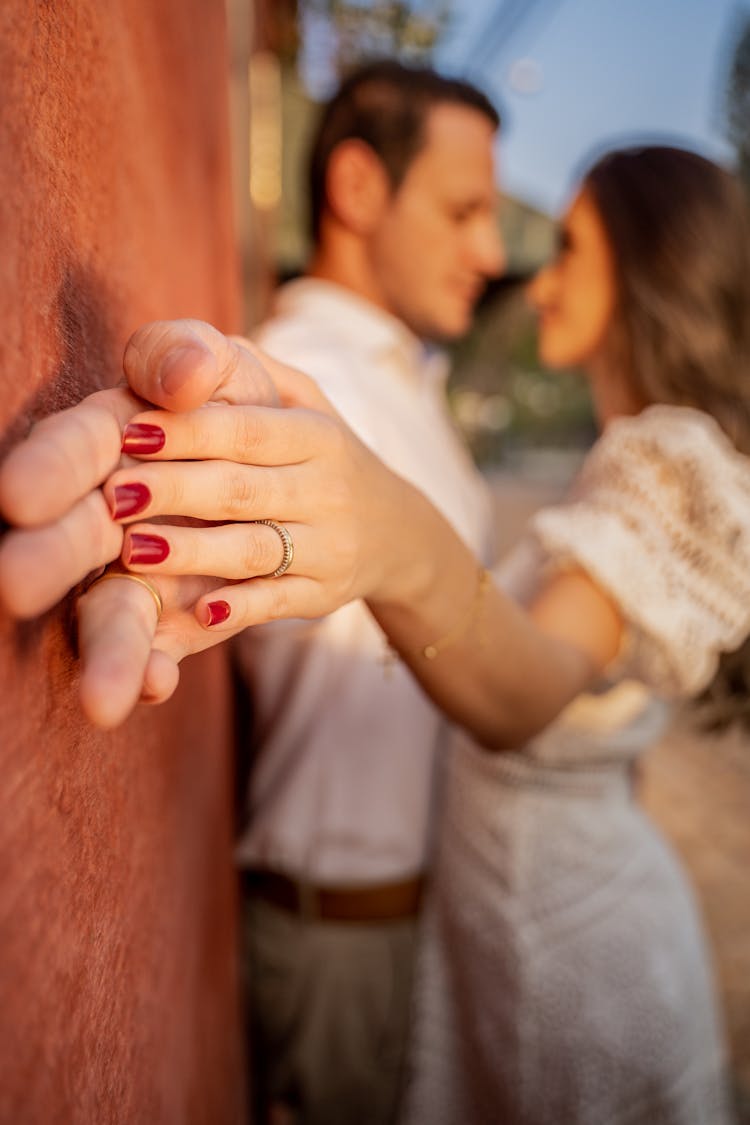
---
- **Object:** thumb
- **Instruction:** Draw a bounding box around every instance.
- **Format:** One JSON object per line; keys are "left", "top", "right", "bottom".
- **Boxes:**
{"left": 123, "top": 319, "right": 279, "bottom": 412}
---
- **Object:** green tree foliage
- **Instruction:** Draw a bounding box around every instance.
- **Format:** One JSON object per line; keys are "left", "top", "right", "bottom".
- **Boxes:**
{"left": 302, "top": 0, "right": 452, "bottom": 71}
{"left": 726, "top": 14, "right": 750, "bottom": 188}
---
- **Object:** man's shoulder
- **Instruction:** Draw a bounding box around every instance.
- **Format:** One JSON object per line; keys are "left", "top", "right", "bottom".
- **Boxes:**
{"left": 256, "top": 315, "right": 354, "bottom": 392}
{"left": 254, "top": 288, "right": 374, "bottom": 392}
{"left": 256, "top": 307, "right": 339, "bottom": 357}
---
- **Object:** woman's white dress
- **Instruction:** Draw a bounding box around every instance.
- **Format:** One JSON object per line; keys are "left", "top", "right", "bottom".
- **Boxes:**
{"left": 403, "top": 405, "right": 750, "bottom": 1125}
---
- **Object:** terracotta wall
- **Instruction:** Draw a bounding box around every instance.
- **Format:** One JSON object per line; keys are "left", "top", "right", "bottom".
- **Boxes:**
{"left": 0, "top": 3, "right": 245, "bottom": 1121}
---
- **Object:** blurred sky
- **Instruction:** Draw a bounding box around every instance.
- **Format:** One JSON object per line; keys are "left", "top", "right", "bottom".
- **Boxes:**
{"left": 434, "top": 0, "right": 750, "bottom": 214}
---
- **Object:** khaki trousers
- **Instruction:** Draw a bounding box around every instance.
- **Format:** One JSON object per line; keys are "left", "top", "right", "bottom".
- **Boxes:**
{"left": 242, "top": 894, "right": 418, "bottom": 1125}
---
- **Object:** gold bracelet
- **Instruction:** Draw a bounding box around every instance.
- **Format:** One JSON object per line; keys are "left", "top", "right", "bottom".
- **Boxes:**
{"left": 421, "top": 567, "right": 492, "bottom": 660}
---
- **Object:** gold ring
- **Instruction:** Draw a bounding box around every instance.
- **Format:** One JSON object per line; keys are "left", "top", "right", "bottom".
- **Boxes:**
{"left": 251, "top": 519, "right": 295, "bottom": 578}
{"left": 88, "top": 571, "right": 164, "bottom": 618}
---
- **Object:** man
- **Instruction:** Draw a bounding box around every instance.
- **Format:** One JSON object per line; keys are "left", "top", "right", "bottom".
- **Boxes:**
{"left": 235, "top": 61, "right": 503, "bottom": 1125}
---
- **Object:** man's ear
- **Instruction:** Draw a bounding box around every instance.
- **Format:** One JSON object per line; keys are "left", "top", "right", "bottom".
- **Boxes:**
{"left": 325, "top": 139, "right": 391, "bottom": 235}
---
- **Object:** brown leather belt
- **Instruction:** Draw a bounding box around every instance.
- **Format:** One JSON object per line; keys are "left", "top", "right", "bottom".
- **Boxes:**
{"left": 240, "top": 868, "right": 425, "bottom": 923}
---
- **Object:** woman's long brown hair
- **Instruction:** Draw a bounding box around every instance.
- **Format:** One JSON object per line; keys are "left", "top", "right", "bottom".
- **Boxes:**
{"left": 584, "top": 146, "right": 750, "bottom": 728}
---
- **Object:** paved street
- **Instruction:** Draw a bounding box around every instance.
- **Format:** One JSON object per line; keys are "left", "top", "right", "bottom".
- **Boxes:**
{"left": 642, "top": 719, "right": 750, "bottom": 1122}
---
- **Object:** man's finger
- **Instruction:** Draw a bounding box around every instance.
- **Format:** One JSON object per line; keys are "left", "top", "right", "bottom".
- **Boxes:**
{"left": 140, "top": 648, "right": 181, "bottom": 706}
{"left": 0, "top": 386, "right": 139, "bottom": 526}
{"left": 231, "top": 338, "right": 333, "bottom": 413}
{"left": 123, "top": 320, "right": 280, "bottom": 413}
{"left": 78, "top": 573, "right": 161, "bottom": 729}
{"left": 78, "top": 570, "right": 240, "bottom": 727}
{"left": 0, "top": 491, "right": 123, "bottom": 618}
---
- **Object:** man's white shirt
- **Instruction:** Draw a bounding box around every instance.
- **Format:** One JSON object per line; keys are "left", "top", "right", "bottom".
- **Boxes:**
{"left": 234, "top": 278, "right": 495, "bottom": 884}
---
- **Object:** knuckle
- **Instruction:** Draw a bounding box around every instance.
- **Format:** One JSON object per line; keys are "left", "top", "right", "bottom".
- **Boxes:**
{"left": 127, "top": 593, "right": 158, "bottom": 638}
{"left": 183, "top": 413, "right": 215, "bottom": 459}
{"left": 324, "top": 472, "right": 351, "bottom": 516}
{"left": 127, "top": 321, "right": 170, "bottom": 371}
{"left": 233, "top": 409, "right": 264, "bottom": 456}
{"left": 217, "top": 468, "right": 258, "bottom": 518}
{"left": 267, "top": 581, "right": 290, "bottom": 621}
{"left": 159, "top": 469, "right": 186, "bottom": 513}
{"left": 242, "top": 526, "right": 279, "bottom": 576}
{"left": 170, "top": 527, "right": 197, "bottom": 571}
{"left": 324, "top": 415, "right": 348, "bottom": 455}
{"left": 81, "top": 491, "right": 123, "bottom": 567}
{"left": 219, "top": 338, "right": 243, "bottom": 382}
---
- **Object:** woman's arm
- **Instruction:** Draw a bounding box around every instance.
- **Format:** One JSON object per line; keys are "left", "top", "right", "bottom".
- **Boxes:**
{"left": 107, "top": 353, "right": 623, "bottom": 749}
{"left": 0, "top": 317, "right": 622, "bottom": 740}
{"left": 366, "top": 484, "right": 623, "bottom": 747}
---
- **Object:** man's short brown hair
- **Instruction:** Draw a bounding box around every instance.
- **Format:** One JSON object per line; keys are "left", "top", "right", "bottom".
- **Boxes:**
{"left": 308, "top": 59, "right": 500, "bottom": 242}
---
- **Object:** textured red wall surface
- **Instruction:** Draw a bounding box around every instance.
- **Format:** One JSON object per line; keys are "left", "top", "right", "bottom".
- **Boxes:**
{"left": 0, "top": 3, "right": 245, "bottom": 1122}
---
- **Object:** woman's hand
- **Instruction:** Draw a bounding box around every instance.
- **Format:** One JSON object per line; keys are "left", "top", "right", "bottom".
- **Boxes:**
{"left": 0, "top": 319, "right": 282, "bottom": 618}
{"left": 103, "top": 395, "right": 406, "bottom": 639}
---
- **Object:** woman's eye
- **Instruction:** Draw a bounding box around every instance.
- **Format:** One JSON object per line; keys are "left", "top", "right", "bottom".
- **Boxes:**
{"left": 449, "top": 203, "right": 478, "bottom": 224}
{"left": 556, "top": 227, "right": 572, "bottom": 256}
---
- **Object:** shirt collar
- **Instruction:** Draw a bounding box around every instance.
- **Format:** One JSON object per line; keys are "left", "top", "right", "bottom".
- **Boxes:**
{"left": 272, "top": 277, "right": 450, "bottom": 391}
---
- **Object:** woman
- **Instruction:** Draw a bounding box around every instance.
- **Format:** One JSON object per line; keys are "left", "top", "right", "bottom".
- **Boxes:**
{"left": 397, "top": 146, "right": 750, "bottom": 1124}
{"left": 3, "top": 145, "right": 749, "bottom": 1120}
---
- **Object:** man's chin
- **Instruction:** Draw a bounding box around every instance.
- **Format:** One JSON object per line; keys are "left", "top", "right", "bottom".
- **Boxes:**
{"left": 425, "top": 306, "right": 473, "bottom": 342}
{"left": 438, "top": 314, "right": 472, "bottom": 342}
{"left": 402, "top": 301, "right": 473, "bottom": 343}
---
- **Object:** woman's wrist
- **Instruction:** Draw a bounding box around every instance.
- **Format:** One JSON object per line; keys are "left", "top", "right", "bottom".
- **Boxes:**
{"left": 364, "top": 470, "right": 445, "bottom": 610}
{"left": 366, "top": 470, "right": 481, "bottom": 654}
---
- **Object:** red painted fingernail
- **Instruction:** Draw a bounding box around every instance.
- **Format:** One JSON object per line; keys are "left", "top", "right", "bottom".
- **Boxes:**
{"left": 126, "top": 533, "right": 170, "bottom": 565}
{"left": 205, "top": 600, "right": 231, "bottom": 626}
{"left": 121, "top": 423, "right": 166, "bottom": 454}
{"left": 110, "top": 482, "right": 151, "bottom": 520}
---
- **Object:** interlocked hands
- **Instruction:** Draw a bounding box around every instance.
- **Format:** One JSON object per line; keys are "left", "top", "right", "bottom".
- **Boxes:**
{"left": 0, "top": 319, "right": 401, "bottom": 728}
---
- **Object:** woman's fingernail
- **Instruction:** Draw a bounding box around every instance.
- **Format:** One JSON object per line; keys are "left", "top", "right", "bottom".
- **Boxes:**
{"left": 122, "top": 423, "right": 166, "bottom": 454}
{"left": 110, "top": 482, "right": 151, "bottom": 520}
{"left": 161, "top": 344, "right": 215, "bottom": 397}
{"left": 204, "top": 600, "right": 231, "bottom": 627}
{"left": 126, "top": 533, "right": 170, "bottom": 565}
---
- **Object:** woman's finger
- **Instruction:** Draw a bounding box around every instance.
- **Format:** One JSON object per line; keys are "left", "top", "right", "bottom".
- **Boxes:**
{"left": 119, "top": 520, "right": 312, "bottom": 581}
{"left": 192, "top": 575, "right": 332, "bottom": 632}
{"left": 117, "top": 403, "right": 336, "bottom": 468}
{"left": 103, "top": 456, "right": 328, "bottom": 524}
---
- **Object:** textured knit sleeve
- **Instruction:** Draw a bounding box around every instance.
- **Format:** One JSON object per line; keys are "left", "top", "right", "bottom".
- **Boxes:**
{"left": 529, "top": 404, "right": 750, "bottom": 697}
